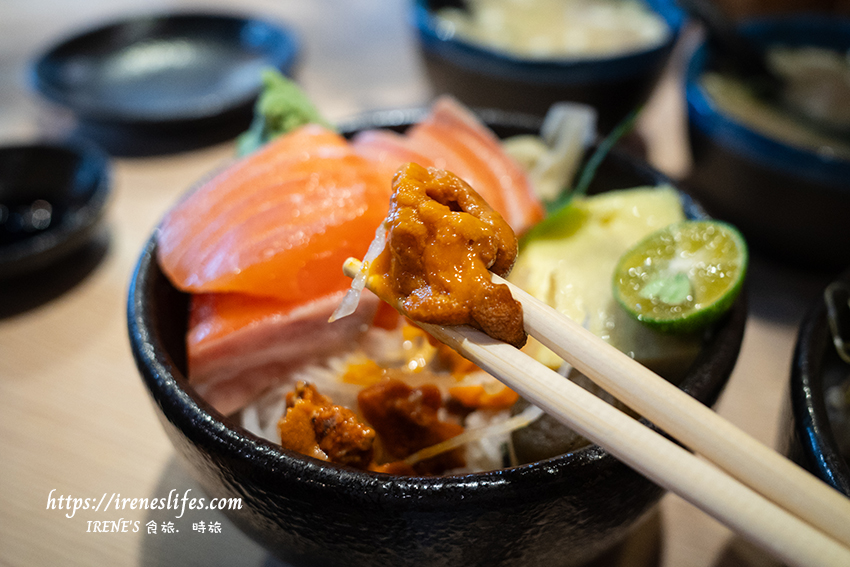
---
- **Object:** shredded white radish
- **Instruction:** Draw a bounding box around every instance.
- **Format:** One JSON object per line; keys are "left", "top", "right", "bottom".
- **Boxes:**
{"left": 403, "top": 404, "right": 544, "bottom": 467}
{"left": 329, "top": 222, "right": 388, "bottom": 322}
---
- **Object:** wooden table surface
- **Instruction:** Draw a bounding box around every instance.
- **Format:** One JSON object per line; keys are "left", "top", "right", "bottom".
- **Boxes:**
{"left": 0, "top": 1, "right": 841, "bottom": 566}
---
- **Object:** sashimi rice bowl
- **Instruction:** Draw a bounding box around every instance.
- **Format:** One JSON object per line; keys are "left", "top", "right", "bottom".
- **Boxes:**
{"left": 128, "top": 91, "right": 747, "bottom": 566}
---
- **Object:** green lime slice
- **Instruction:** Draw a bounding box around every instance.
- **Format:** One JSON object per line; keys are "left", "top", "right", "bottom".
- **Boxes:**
{"left": 613, "top": 220, "right": 748, "bottom": 334}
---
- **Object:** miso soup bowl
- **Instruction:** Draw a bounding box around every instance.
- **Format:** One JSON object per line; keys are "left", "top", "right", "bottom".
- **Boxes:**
{"left": 128, "top": 109, "right": 746, "bottom": 567}
{"left": 685, "top": 16, "right": 850, "bottom": 271}
{"left": 782, "top": 269, "right": 850, "bottom": 496}
{"left": 412, "top": 0, "right": 684, "bottom": 133}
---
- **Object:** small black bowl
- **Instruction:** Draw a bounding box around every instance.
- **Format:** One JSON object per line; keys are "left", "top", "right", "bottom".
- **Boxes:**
{"left": 0, "top": 141, "right": 110, "bottom": 280}
{"left": 412, "top": 0, "right": 685, "bottom": 132}
{"left": 784, "top": 269, "right": 850, "bottom": 496}
{"left": 30, "top": 12, "right": 299, "bottom": 155}
{"left": 128, "top": 110, "right": 746, "bottom": 567}
{"left": 684, "top": 15, "right": 850, "bottom": 271}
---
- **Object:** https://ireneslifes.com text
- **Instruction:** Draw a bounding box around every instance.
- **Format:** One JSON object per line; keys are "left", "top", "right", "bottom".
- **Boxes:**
{"left": 46, "top": 489, "right": 242, "bottom": 534}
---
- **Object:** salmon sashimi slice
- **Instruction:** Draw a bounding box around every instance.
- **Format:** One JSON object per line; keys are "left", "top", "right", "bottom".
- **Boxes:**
{"left": 162, "top": 125, "right": 348, "bottom": 241}
{"left": 157, "top": 125, "right": 393, "bottom": 302}
{"left": 349, "top": 128, "right": 437, "bottom": 179}
{"left": 188, "top": 290, "right": 380, "bottom": 415}
{"left": 352, "top": 97, "right": 544, "bottom": 235}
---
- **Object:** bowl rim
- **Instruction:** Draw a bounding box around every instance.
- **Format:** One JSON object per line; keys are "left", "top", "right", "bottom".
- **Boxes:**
{"left": 412, "top": 0, "right": 684, "bottom": 83}
{"left": 29, "top": 10, "right": 300, "bottom": 127}
{"left": 128, "top": 108, "right": 747, "bottom": 503}
{"left": 0, "top": 139, "right": 111, "bottom": 279}
{"left": 685, "top": 13, "right": 850, "bottom": 189}
{"left": 791, "top": 269, "right": 850, "bottom": 496}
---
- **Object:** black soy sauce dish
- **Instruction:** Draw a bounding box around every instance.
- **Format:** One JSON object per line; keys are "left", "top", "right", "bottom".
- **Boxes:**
{"left": 128, "top": 109, "right": 746, "bottom": 567}
{"left": 784, "top": 269, "right": 850, "bottom": 496}
{"left": 0, "top": 141, "right": 110, "bottom": 281}
{"left": 30, "top": 12, "right": 299, "bottom": 156}
{"left": 412, "top": 0, "right": 685, "bottom": 132}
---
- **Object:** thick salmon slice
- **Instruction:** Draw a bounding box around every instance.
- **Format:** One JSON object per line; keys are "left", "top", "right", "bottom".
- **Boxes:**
{"left": 157, "top": 125, "right": 393, "bottom": 302}
{"left": 187, "top": 290, "right": 380, "bottom": 415}
{"left": 349, "top": 128, "right": 437, "bottom": 179}
{"left": 352, "top": 97, "right": 544, "bottom": 234}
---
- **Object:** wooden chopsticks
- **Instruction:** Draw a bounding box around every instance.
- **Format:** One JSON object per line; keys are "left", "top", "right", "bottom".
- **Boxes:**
{"left": 493, "top": 273, "right": 850, "bottom": 545}
{"left": 342, "top": 258, "right": 850, "bottom": 567}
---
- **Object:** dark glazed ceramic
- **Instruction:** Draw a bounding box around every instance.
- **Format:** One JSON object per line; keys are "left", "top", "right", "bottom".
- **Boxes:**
{"left": 685, "top": 16, "right": 850, "bottom": 271}
{"left": 783, "top": 270, "right": 850, "bottom": 496}
{"left": 32, "top": 12, "right": 298, "bottom": 127}
{"left": 30, "top": 12, "right": 299, "bottom": 156}
{"left": 128, "top": 110, "right": 746, "bottom": 567}
{"left": 0, "top": 141, "right": 110, "bottom": 279}
{"left": 412, "top": 0, "right": 684, "bottom": 132}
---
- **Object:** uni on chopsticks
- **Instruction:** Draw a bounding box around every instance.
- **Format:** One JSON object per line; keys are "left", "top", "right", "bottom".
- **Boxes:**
{"left": 331, "top": 162, "right": 525, "bottom": 349}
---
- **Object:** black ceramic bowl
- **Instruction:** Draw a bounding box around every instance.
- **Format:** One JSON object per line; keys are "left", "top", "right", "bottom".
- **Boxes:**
{"left": 0, "top": 141, "right": 110, "bottom": 280}
{"left": 30, "top": 12, "right": 298, "bottom": 155}
{"left": 685, "top": 15, "right": 850, "bottom": 271}
{"left": 128, "top": 110, "right": 746, "bottom": 567}
{"left": 32, "top": 12, "right": 298, "bottom": 128}
{"left": 784, "top": 270, "right": 850, "bottom": 496}
{"left": 412, "top": 0, "right": 684, "bottom": 132}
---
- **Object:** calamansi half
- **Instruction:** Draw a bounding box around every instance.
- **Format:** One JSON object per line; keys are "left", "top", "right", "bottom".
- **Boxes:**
{"left": 613, "top": 220, "right": 747, "bottom": 334}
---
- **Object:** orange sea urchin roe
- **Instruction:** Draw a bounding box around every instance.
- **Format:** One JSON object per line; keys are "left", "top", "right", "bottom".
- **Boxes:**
{"left": 369, "top": 163, "right": 526, "bottom": 348}
{"left": 358, "top": 378, "right": 466, "bottom": 475}
{"left": 277, "top": 382, "right": 375, "bottom": 469}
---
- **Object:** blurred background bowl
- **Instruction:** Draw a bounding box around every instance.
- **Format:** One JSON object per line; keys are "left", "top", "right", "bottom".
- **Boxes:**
{"left": 128, "top": 109, "right": 746, "bottom": 567}
{"left": 411, "top": 0, "right": 685, "bottom": 132}
{"left": 0, "top": 140, "right": 110, "bottom": 280}
{"left": 30, "top": 12, "right": 299, "bottom": 156}
{"left": 684, "top": 15, "right": 850, "bottom": 271}
{"left": 783, "top": 269, "right": 850, "bottom": 496}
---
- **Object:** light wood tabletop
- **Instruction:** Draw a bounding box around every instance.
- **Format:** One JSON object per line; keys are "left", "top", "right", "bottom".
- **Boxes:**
{"left": 0, "top": 1, "right": 842, "bottom": 566}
